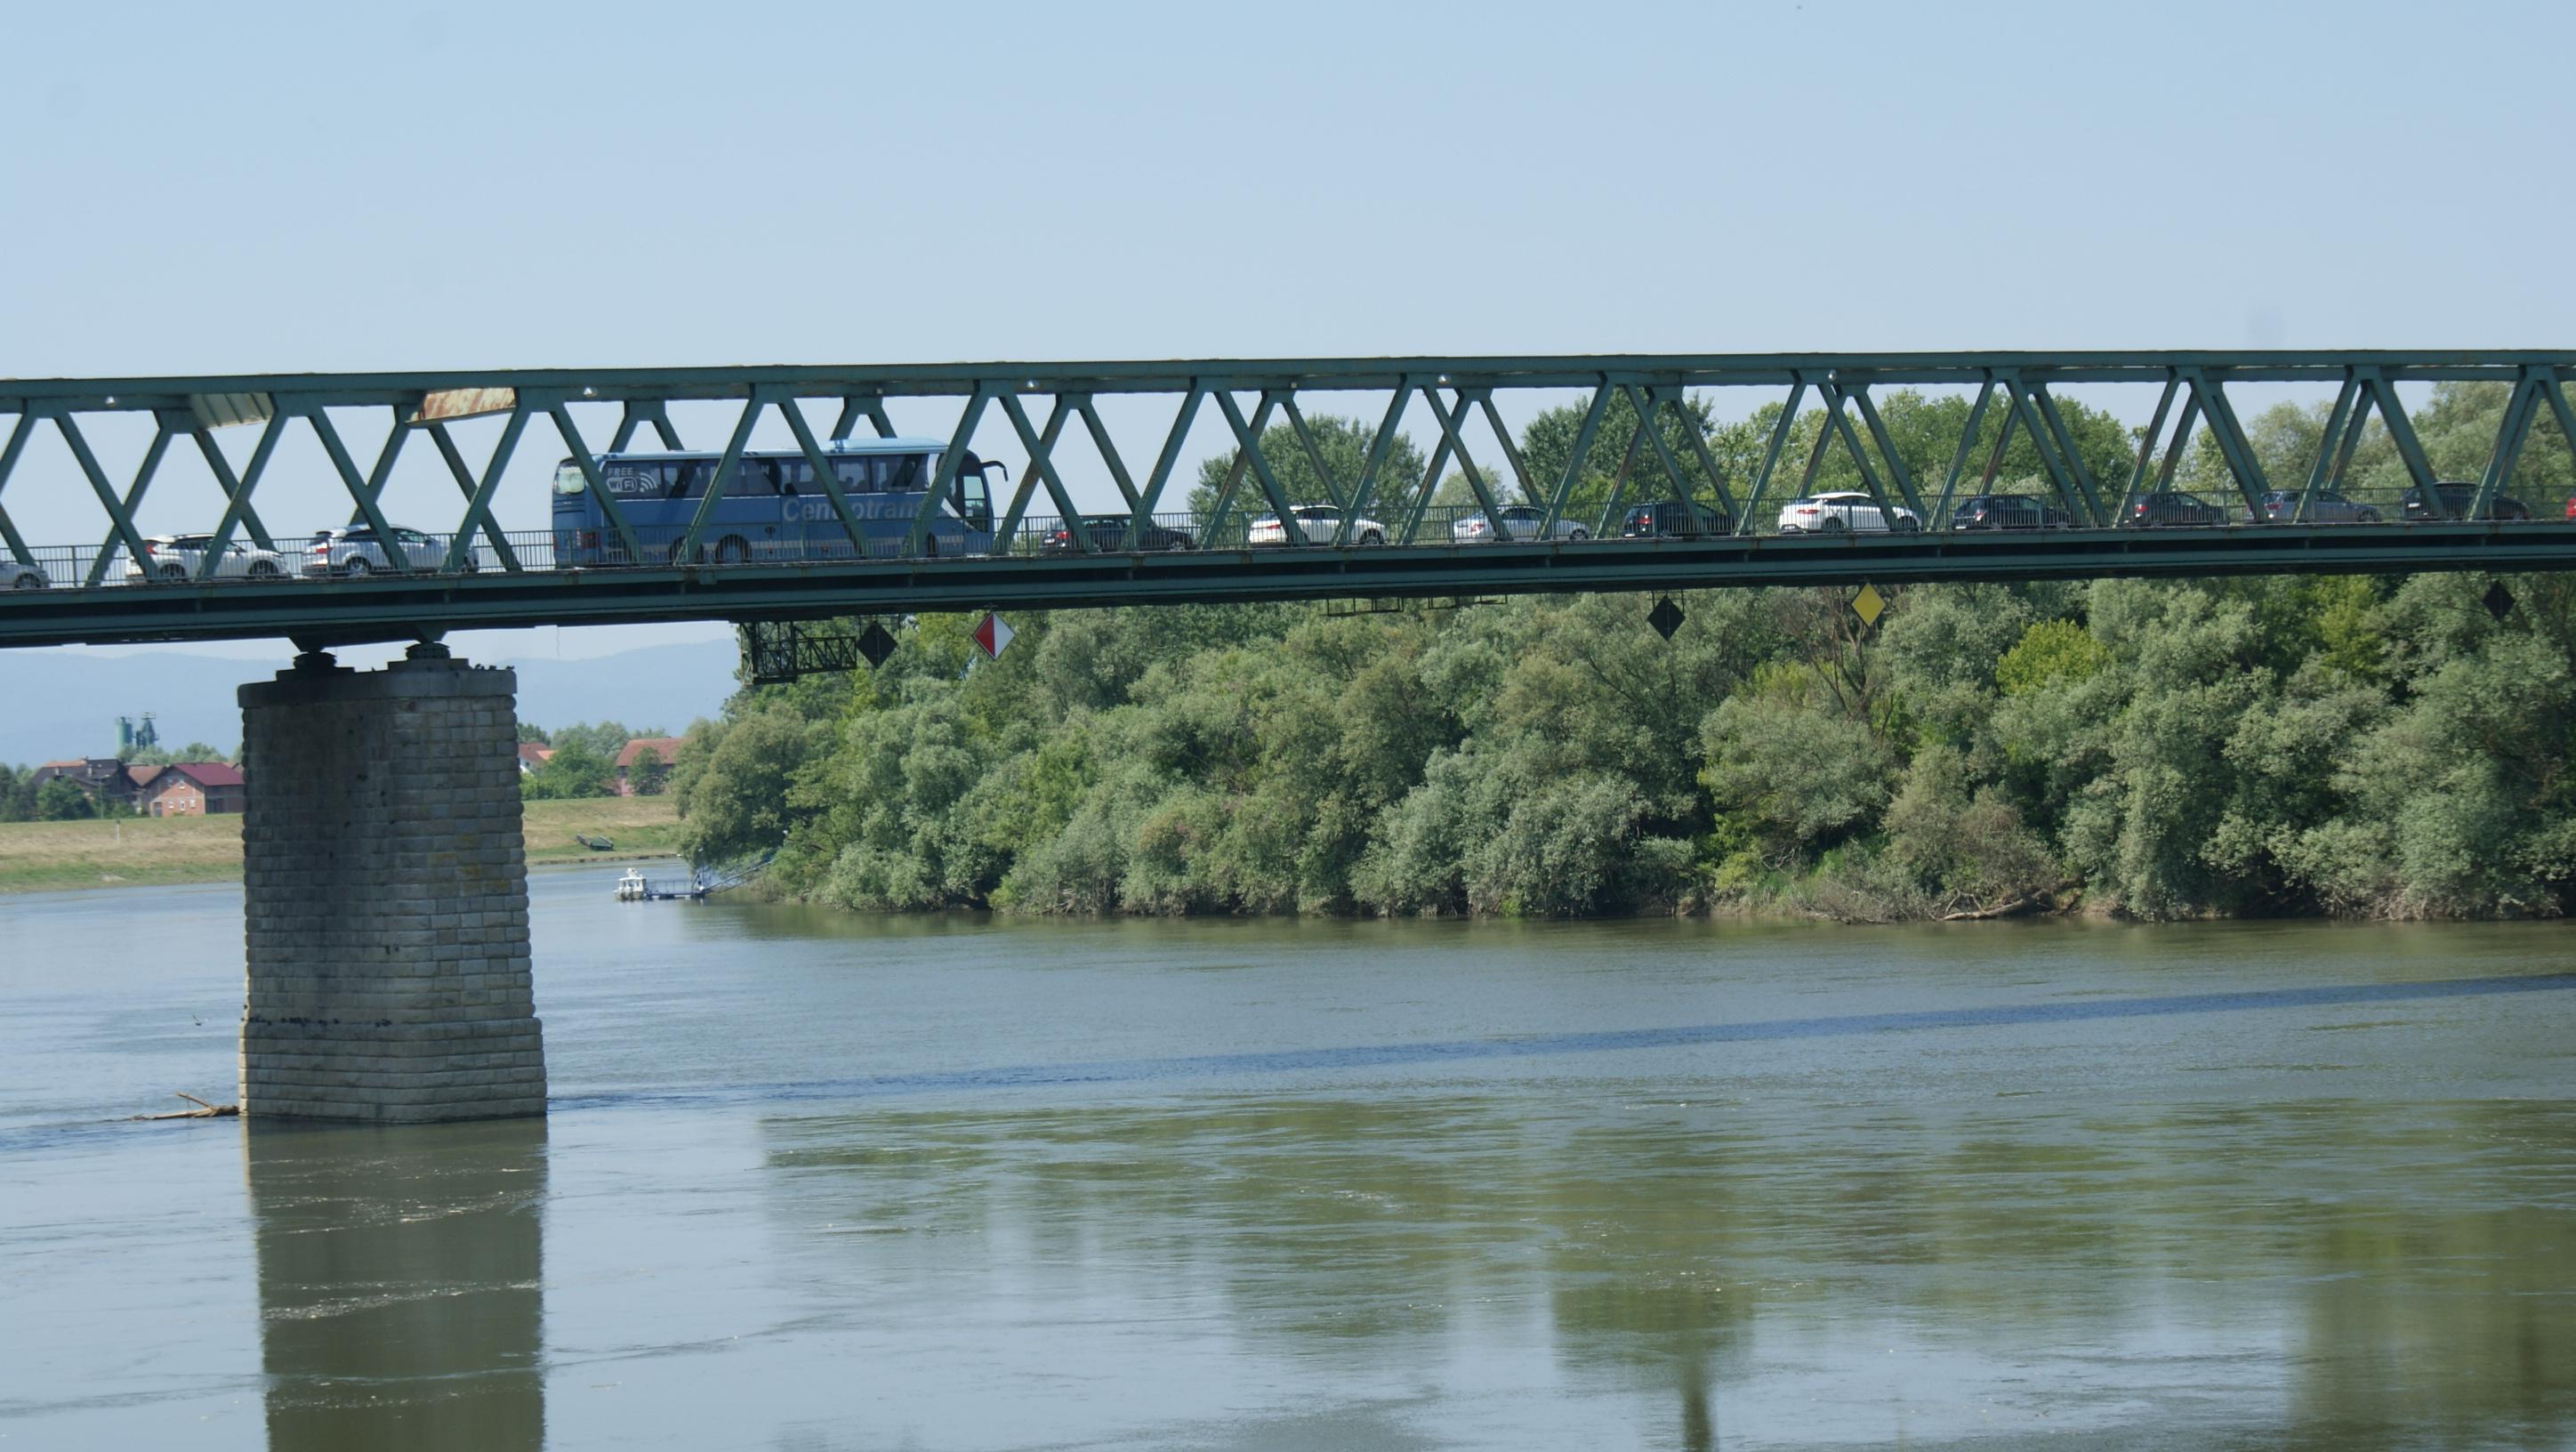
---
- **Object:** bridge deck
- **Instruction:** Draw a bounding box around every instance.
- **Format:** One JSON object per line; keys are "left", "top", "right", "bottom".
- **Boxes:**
{"left": 9, "top": 521, "right": 2574, "bottom": 649}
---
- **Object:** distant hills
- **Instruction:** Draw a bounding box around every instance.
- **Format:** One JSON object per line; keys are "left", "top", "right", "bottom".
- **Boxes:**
{"left": 0, "top": 638, "right": 743, "bottom": 764}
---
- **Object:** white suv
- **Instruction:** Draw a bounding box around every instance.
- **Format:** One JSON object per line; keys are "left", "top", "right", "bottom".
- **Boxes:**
{"left": 123, "top": 534, "right": 293, "bottom": 583}
{"left": 1249, "top": 505, "right": 1386, "bottom": 546}
{"left": 1775, "top": 491, "right": 1921, "bottom": 534}
{"left": 303, "top": 525, "right": 480, "bottom": 577}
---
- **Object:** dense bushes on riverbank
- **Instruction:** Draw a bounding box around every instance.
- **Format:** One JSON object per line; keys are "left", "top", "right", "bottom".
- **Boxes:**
{"left": 669, "top": 568, "right": 2576, "bottom": 922}
{"left": 670, "top": 382, "right": 2576, "bottom": 922}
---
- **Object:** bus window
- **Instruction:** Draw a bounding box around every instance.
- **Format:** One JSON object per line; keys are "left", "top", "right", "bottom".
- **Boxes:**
{"left": 952, "top": 453, "right": 992, "bottom": 527}
{"left": 883, "top": 454, "right": 931, "bottom": 494}
{"left": 833, "top": 457, "right": 877, "bottom": 493}
{"left": 724, "top": 459, "right": 779, "bottom": 497}
{"left": 956, "top": 471, "right": 990, "bottom": 527}
{"left": 667, "top": 462, "right": 710, "bottom": 499}
{"left": 776, "top": 458, "right": 809, "bottom": 496}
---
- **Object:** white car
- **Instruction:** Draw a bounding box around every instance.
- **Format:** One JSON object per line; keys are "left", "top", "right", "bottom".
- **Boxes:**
{"left": 123, "top": 533, "right": 294, "bottom": 583}
{"left": 1775, "top": 491, "right": 1921, "bottom": 534}
{"left": 1249, "top": 504, "right": 1386, "bottom": 546}
{"left": 303, "top": 525, "right": 481, "bottom": 577}
{"left": 3, "top": 559, "right": 48, "bottom": 591}
{"left": 1453, "top": 504, "right": 1589, "bottom": 542}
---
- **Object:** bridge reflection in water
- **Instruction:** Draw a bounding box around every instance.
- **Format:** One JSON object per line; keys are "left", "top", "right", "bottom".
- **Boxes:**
{"left": 246, "top": 1120, "right": 546, "bottom": 1452}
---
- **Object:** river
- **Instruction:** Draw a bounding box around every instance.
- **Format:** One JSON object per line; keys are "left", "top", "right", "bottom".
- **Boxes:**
{"left": 2, "top": 868, "right": 2572, "bottom": 1449}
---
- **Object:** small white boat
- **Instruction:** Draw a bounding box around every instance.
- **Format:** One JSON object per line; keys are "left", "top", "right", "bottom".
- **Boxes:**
{"left": 614, "top": 867, "right": 707, "bottom": 902}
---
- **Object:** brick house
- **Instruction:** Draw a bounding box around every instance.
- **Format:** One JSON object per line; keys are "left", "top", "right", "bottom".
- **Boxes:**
{"left": 140, "top": 762, "right": 247, "bottom": 817}
{"left": 516, "top": 743, "right": 554, "bottom": 775}
{"left": 613, "top": 737, "right": 683, "bottom": 795}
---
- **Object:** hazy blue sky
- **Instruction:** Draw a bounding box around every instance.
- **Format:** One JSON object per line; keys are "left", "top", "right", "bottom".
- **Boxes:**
{"left": 4, "top": 0, "right": 2573, "bottom": 666}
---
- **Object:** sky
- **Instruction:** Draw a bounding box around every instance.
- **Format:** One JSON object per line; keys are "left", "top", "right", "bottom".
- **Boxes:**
{"left": 4, "top": 0, "right": 2573, "bottom": 669}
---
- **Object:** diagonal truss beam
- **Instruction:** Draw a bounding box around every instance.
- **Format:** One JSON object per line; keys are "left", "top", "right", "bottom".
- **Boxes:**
{"left": 197, "top": 412, "right": 288, "bottom": 572}
{"left": 1931, "top": 375, "right": 1999, "bottom": 528}
{"left": 1414, "top": 385, "right": 1510, "bottom": 544}
{"left": 829, "top": 395, "right": 897, "bottom": 441}
{"left": 1615, "top": 383, "right": 1716, "bottom": 536}
{"left": 1847, "top": 385, "right": 1925, "bottom": 518}
{"left": 610, "top": 400, "right": 684, "bottom": 452}
{"left": 1537, "top": 381, "right": 1610, "bottom": 538}
{"left": 1073, "top": 397, "right": 1141, "bottom": 513}
{"left": 1126, "top": 384, "right": 1206, "bottom": 544}
{"left": 997, "top": 392, "right": 1089, "bottom": 553}
{"left": 2473, "top": 368, "right": 2550, "bottom": 519}
{"left": 2290, "top": 375, "right": 2362, "bottom": 524}
{"left": 1280, "top": 394, "right": 1348, "bottom": 511}
{"left": 1210, "top": 390, "right": 1298, "bottom": 544}
{"left": 304, "top": 406, "right": 417, "bottom": 573}
{"left": 910, "top": 387, "right": 993, "bottom": 557}
{"left": 545, "top": 403, "right": 648, "bottom": 564}
{"left": 1335, "top": 385, "right": 1413, "bottom": 545}
{"left": 85, "top": 413, "right": 178, "bottom": 585}
{"left": 2179, "top": 368, "right": 2269, "bottom": 519}
{"left": 441, "top": 405, "right": 532, "bottom": 572}
{"left": 1735, "top": 380, "right": 1809, "bottom": 535}
{"left": 774, "top": 392, "right": 873, "bottom": 561}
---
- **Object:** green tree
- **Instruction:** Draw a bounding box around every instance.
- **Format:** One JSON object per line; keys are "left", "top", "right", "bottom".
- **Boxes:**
{"left": 35, "top": 777, "right": 95, "bottom": 820}
{"left": 520, "top": 737, "right": 613, "bottom": 800}
{"left": 1184, "top": 414, "right": 1427, "bottom": 535}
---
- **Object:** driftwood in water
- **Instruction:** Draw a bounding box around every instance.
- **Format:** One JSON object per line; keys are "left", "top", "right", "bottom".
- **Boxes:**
{"left": 133, "top": 1092, "right": 239, "bottom": 1121}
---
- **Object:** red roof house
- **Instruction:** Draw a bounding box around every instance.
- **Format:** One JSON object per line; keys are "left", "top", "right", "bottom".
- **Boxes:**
{"left": 141, "top": 762, "right": 246, "bottom": 817}
{"left": 612, "top": 737, "right": 684, "bottom": 795}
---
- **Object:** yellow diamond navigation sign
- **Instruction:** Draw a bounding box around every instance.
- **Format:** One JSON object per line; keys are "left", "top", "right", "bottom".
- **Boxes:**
{"left": 1852, "top": 583, "right": 1887, "bottom": 629}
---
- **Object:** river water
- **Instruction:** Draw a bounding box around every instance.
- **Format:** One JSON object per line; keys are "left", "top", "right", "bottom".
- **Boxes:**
{"left": 2, "top": 868, "right": 2572, "bottom": 1449}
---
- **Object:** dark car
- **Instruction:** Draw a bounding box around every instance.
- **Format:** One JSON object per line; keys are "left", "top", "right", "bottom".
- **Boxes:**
{"left": 1620, "top": 500, "right": 1735, "bottom": 538}
{"left": 2400, "top": 482, "right": 2532, "bottom": 522}
{"left": 2121, "top": 490, "right": 2227, "bottom": 528}
{"left": 1950, "top": 494, "right": 2072, "bottom": 530}
{"left": 1039, "top": 518, "right": 1195, "bottom": 553}
{"left": 2244, "top": 488, "right": 2381, "bottom": 524}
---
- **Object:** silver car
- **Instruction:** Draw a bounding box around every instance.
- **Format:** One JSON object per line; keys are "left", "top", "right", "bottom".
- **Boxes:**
{"left": 122, "top": 533, "right": 293, "bottom": 583}
{"left": 1453, "top": 504, "right": 1590, "bottom": 542}
{"left": 2, "top": 558, "right": 48, "bottom": 591}
{"left": 303, "top": 525, "right": 482, "bottom": 577}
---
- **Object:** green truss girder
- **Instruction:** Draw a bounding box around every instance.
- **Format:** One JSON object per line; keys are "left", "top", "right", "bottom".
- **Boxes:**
{"left": 4, "top": 351, "right": 2576, "bottom": 643}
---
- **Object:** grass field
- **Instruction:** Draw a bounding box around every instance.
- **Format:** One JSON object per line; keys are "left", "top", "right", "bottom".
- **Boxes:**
{"left": 0, "top": 795, "right": 684, "bottom": 894}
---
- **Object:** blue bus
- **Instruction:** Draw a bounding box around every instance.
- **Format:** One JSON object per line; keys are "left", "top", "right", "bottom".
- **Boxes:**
{"left": 551, "top": 437, "right": 1001, "bottom": 565}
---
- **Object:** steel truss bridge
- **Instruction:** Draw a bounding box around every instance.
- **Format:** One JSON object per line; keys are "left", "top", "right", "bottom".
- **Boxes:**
{"left": 4, "top": 351, "right": 2575, "bottom": 649}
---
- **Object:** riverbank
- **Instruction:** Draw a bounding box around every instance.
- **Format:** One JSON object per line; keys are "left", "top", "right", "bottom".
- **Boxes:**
{"left": 0, "top": 795, "right": 683, "bottom": 893}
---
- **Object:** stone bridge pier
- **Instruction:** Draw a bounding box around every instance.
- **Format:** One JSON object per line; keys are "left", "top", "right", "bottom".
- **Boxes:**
{"left": 236, "top": 648, "right": 545, "bottom": 1122}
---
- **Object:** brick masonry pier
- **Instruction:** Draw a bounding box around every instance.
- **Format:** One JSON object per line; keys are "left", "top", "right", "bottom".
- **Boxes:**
{"left": 237, "top": 650, "right": 544, "bottom": 1121}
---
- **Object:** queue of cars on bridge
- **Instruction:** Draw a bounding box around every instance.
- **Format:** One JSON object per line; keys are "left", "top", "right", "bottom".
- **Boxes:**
{"left": 1, "top": 480, "right": 2564, "bottom": 591}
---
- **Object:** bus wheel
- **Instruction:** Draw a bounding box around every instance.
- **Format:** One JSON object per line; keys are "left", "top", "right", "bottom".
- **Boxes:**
{"left": 666, "top": 541, "right": 695, "bottom": 566}
{"left": 715, "top": 537, "right": 750, "bottom": 565}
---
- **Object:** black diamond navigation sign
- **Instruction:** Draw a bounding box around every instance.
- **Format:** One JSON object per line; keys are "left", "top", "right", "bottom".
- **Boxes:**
{"left": 2484, "top": 582, "right": 2516, "bottom": 623}
{"left": 857, "top": 621, "right": 898, "bottom": 668}
{"left": 1647, "top": 596, "right": 1685, "bottom": 641}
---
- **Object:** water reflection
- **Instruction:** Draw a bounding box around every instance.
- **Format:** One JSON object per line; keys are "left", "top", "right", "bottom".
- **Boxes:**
{"left": 761, "top": 1093, "right": 2576, "bottom": 1446}
{"left": 246, "top": 1120, "right": 546, "bottom": 1451}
